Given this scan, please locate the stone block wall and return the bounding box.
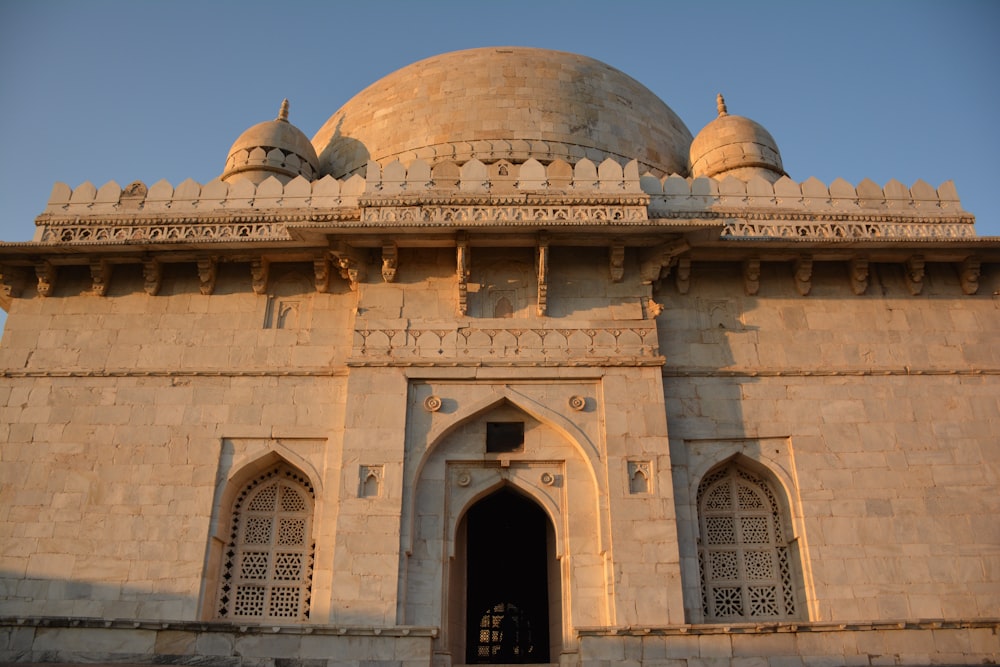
[659,259,1000,624]
[0,266,356,622]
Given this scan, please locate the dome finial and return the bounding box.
[716,93,728,118]
[277,99,289,122]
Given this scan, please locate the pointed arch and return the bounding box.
[202,454,318,622]
[402,385,605,556]
[696,457,803,621]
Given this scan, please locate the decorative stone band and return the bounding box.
[720,219,977,239]
[350,322,661,366]
[358,204,649,226]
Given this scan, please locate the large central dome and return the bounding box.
[312,47,693,179]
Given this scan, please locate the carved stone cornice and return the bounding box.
[359,204,649,227]
[359,193,650,207]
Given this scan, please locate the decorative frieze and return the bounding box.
[720,219,976,240]
[360,203,649,226]
[352,322,660,365]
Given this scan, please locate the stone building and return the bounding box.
[0,47,998,666]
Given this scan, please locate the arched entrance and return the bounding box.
[463,487,554,664]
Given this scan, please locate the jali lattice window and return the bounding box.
[217,465,315,621]
[697,463,799,621]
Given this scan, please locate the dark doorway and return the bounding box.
[465,488,551,664]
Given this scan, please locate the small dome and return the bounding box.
[221,100,320,184]
[689,94,785,182]
[312,47,694,178]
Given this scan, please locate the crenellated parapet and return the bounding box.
[28,161,977,246]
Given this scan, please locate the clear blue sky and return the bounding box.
[0,1,997,328]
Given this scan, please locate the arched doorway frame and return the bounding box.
[453,480,562,663]
[399,384,609,660]
[401,385,607,558]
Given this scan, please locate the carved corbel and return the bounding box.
[456,232,470,316]
[1,266,28,299]
[536,232,549,316]
[89,258,113,296]
[960,257,981,295]
[675,258,691,295]
[639,239,689,285]
[609,241,625,283]
[331,242,367,291]
[848,257,869,295]
[251,257,270,295]
[794,256,813,296]
[905,255,925,296]
[142,258,162,296]
[381,240,398,283]
[744,259,761,296]
[197,257,217,295]
[35,261,57,298]
[314,255,331,293]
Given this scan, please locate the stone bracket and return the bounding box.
[35,260,57,298]
[382,240,398,283]
[332,242,367,291]
[0,265,28,299]
[609,241,625,283]
[848,257,869,295]
[456,232,470,316]
[675,258,691,295]
[314,255,331,293]
[89,258,113,296]
[251,257,270,295]
[794,256,813,296]
[639,239,689,285]
[905,255,925,295]
[197,257,217,296]
[143,258,162,296]
[536,232,549,316]
[744,259,761,296]
[960,256,980,295]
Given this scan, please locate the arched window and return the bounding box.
[697,462,799,621]
[216,465,315,622]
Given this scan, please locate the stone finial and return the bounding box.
[716,93,728,117]
[277,99,289,122]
